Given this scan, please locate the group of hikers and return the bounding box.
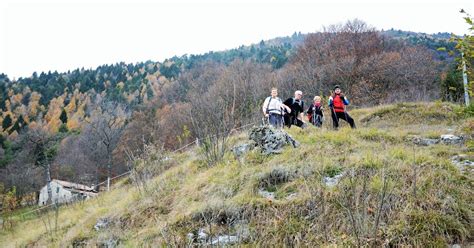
[262,85,356,129]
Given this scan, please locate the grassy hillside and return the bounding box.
[1,102,472,247]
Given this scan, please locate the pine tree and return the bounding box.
[441,64,463,102]
[59,108,68,124]
[9,115,27,134]
[17,115,26,128]
[2,114,12,130]
[10,121,20,134]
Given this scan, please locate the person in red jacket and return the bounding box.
[328,85,355,129]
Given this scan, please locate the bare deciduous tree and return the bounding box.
[80,100,128,190]
[22,128,60,205]
[283,19,439,106]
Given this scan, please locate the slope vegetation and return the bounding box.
[1,102,472,247]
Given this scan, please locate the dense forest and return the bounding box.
[0,19,469,205]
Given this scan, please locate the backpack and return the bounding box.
[289,98,304,115]
[265,96,281,114]
[291,97,303,107]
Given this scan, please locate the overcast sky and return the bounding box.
[0,0,472,79]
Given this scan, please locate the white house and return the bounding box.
[38,179,98,206]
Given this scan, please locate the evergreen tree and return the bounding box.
[59,108,68,124]
[10,115,26,134]
[0,86,5,111]
[17,115,26,127]
[10,121,20,134]
[2,114,12,130]
[442,64,463,102]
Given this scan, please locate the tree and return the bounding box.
[9,115,26,134]
[59,108,68,124]
[451,9,474,105]
[23,128,60,205]
[2,114,12,130]
[441,64,464,102]
[81,101,128,190]
[0,135,13,167]
[284,19,440,105]
[186,59,270,165]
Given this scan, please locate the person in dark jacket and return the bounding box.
[283,90,306,128]
[307,95,323,127]
[328,85,355,129]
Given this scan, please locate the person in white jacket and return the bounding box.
[262,87,291,128]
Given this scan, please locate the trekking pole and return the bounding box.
[280,107,285,129]
[343,104,349,123]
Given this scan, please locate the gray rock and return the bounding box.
[324,173,344,187]
[450,244,461,248]
[94,218,109,231]
[408,135,439,146]
[187,228,208,244]
[98,238,119,248]
[258,189,275,200]
[451,155,474,173]
[249,126,299,155]
[209,235,240,245]
[191,221,249,246]
[231,142,255,158]
[198,228,208,241]
[452,154,469,161]
[441,134,463,145]
[285,193,298,200]
[186,232,194,241]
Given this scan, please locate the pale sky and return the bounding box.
[0,0,472,79]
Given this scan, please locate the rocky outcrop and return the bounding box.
[408,134,464,146]
[408,135,440,146]
[440,135,463,145]
[451,155,474,173]
[187,221,250,246]
[94,218,110,231]
[231,126,300,157]
[249,126,299,155]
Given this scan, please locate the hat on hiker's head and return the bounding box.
[333,85,341,91]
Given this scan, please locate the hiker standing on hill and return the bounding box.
[284,90,306,128]
[328,85,356,129]
[307,96,324,127]
[262,88,291,128]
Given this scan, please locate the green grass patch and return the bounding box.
[357,128,399,143]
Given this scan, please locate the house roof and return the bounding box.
[52,179,97,193]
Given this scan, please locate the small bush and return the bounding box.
[256,167,294,190]
[323,164,343,177]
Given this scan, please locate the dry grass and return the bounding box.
[1,102,472,247]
